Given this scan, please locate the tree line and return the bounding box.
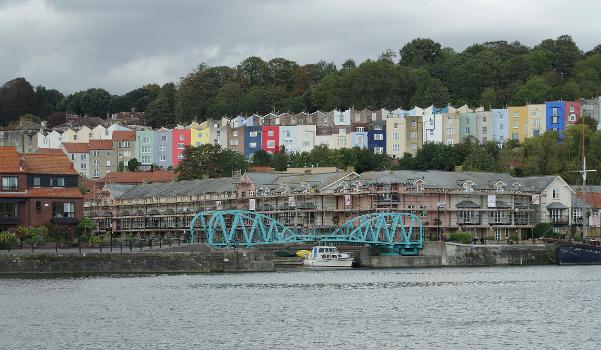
[3,35,601,128]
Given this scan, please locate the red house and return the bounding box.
[171,127,191,166]
[261,126,280,153]
[0,146,83,231]
[565,100,581,125]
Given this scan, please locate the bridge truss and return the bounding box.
[189,210,423,255]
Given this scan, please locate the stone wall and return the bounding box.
[442,243,556,266]
[0,251,274,274]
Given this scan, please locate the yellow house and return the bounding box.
[527,104,546,138]
[507,106,528,142]
[190,121,210,147]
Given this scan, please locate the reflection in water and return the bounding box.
[1,266,601,350]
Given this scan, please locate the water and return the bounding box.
[1,266,601,349]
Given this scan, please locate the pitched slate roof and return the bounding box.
[0,146,21,172]
[120,177,234,200]
[62,142,89,153]
[88,140,114,150]
[34,148,65,155]
[22,153,78,175]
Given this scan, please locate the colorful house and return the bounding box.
[491,109,508,143]
[475,111,493,144]
[136,130,155,166]
[422,112,443,144]
[527,104,546,138]
[261,125,280,153]
[244,126,262,158]
[171,126,191,166]
[546,101,566,139]
[507,106,528,142]
[154,128,172,169]
[565,100,581,125]
[459,112,477,141]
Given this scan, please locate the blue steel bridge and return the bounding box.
[189,210,423,255]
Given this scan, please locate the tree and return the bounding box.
[272,145,289,171]
[127,158,140,172]
[35,85,64,118]
[76,217,97,240]
[251,149,273,166]
[79,88,112,117]
[0,77,37,126]
[399,38,443,68]
[46,112,66,128]
[579,116,598,131]
[175,145,247,180]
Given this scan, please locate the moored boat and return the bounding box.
[303,246,355,268]
[557,240,601,265]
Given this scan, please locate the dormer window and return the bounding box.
[493,181,506,193]
[462,180,475,192]
[414,179,426,191]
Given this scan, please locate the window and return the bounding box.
[52,202,75,218]
[447,128,454,135]
[513,121,518,129]
[482,137,487,143]
[551,107,559,116]
[93,160,99,166]
[392,133,400,141]
[93,169,99,177]
[512,132,519,140]
[141,156,151,164]
[33,177,40,187]
[249,142,257,148]
[230,139,239,146]
[339,128,346,134]
[141,146,151,153]
[374,146,384,154]
[267,140,276,148]
[532,120,540,127]
[569,114,576,122]
[552,189,559,199]
[447,139,454,145]
[2,177,18,190]
[91,150,98,157]
[374,133,384,141]
[465,127,471,135]
[50,178,65,187]
[106,151,111,157]
[81,154,87,160]
[81,163,87,170]
[177,143,184,149]
[356,127,365,132]
[179,135,185,141]
[499,124,504,131]
[268,130,274,137]
[106,160,111,167]
[411,120,417,127]
[533,129,540,137]
[374,125,383,131]
[160,155,166,162]
[482,116,487,122]
[552,116,559,124]
[161,135,167,142]
[250,131,258,137]
[178,153,184,160]
[71,154,75,161]
[124,151,131,157]
[355,114,360,122]
[410,131,417,139]
[232,131,238,137]
[499,115,504,121]
[284,130,291,138]
[482,127,488,133]
[159,144,166,151]
[513,112,519,117]
[303,140,311,147]
[35,201,41,214]
[142,137,149,144]
[410,143,417,150]
[532,111,537,116]
[73,135,78,141]
[392,144,400,152]
[570,106,575,113]
[338,137,346,146]
[0,202,17,218]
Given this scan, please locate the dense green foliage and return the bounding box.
[175,144,248,180]
[446,231,473,244]
[0,231,18,249]
[2,35,601,127]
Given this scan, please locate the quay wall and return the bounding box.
[0,251,274,274]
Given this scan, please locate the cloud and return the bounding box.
[0,0,600,94]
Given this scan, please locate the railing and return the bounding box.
[457,215,480,225]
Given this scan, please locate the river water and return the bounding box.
[1,266,601,349]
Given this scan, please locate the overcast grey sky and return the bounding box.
[1,0,600,95]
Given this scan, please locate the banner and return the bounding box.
[249,198,256,211]
[344,194,352,207]
[487,194,496,208]
[216,201,223,210]
[288,196,296,207]
[531,194,540,205]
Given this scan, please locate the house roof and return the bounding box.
[0,146,21,173]
[88,140,114,150]
[34,148,65,155]
[22,153,78,175]
[547,202,568,209]
[112,130,135,141]
[577,191,601,209]
[120,177,234,200]
[101,170,175,184]
[456,200,481,208]
[62,142,89,153]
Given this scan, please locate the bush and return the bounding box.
[45,223,76,242]
[87,235,105,246]
[0,231,18,249]
[15,226,48,243]
[447,231,473,244]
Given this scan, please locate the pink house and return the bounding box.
[261,126,280,153]
[565,100,581,125]
[171,127,191,166]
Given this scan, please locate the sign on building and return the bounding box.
[288,196,296,207]
[487,194,496,208]
[249,198,256,211]
[532,194,540,205]
[216,201,223,210]
[344,194,352,207]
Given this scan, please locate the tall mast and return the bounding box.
[579,120,596,241]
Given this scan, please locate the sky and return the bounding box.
[1,0,601,95]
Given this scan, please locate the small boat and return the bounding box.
[303,246,355,268]
[557,240,601,265]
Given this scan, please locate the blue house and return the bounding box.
[546,101,566,140]
[432,106,449,114]
[368,123,386,154]
[491,109,508,143]
[154,128,172,169]
[244,126,262,158]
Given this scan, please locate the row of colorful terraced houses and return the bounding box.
[1,98,600,179]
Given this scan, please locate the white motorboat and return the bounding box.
[303,246,354,268]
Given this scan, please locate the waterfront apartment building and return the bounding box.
[89,169,577,241]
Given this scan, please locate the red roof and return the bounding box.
[88,140,114,150]
[101,170,175,184]
[0,146,21,173]
[22,153,78,175]
[577,192,601,209]
[112,130,135,141]
[34,148,65,155]
[0,187,83,199]
[62,142,89,153]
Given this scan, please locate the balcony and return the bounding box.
[457,215,480,225]
[547,215,569,226]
